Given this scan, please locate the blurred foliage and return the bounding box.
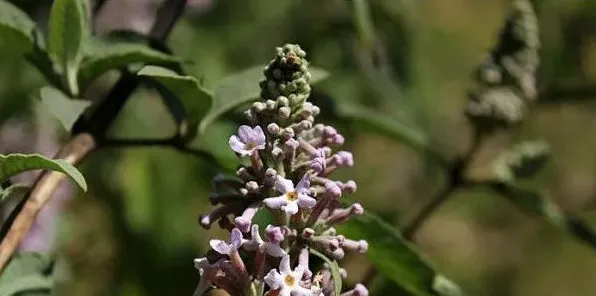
[2,0,596,296]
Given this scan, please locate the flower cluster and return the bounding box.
[193,44,368,296]
[465,0,539,132]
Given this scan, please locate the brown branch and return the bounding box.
[0,133,96,271]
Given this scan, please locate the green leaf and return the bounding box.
[78,34,179,91]
[488,182,596,252]
[198,65,329,135]
[335,102,447,167]
[0,252,53,295]
[0,1,40,54]
[48,0,89,96]
[309,249,342,294]
[1,183,30,203]
[492,141,550,183]
[137,66,212,142]
[337,211,464,296]
[38,86,92,131]
[0,154,87,191]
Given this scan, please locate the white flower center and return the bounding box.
[284,274,296,287]
[286,191,299,201]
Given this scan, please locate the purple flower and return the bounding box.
[229,125,266,157]
[336,151,354,167]
[264,254,313,296]
[263,175,317,215]
[209,228,244,255]
[243,224,286,257]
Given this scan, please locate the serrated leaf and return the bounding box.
[48,0,89,96]
[0,154,87,191]
[493,141,550,183]
[337,211,464,296]
[489,182,596,251]
[38,86,91,131]
[1,183,29,203]
[0,1,40,54]
[335,102,447,167]
[309,249,342,294]
[0,252,53,295]
[137,66,212,142]
[198,65,329,135]
[78,34,179,91]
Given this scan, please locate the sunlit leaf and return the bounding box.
[0,154,87,191]
[198,65,329,135]
[488,182,596,251]
[0,1,40,54]
[38,86,91,131]
[338,211,464,296]
[48,0,89,96]
[137,66,212,142]
[78,34,179,90]
[0,252,53,295]
[310,249,342,294]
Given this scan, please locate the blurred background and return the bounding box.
[2,0,596,295]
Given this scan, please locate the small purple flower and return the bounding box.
[263,175,317,215]
[336,151,353,167]
[243,224,286,257]
[264,255,313,296]
[229,125,266,157]
[209,228,244,255]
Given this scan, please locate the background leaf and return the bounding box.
[335,102,446,167]
[38,86,91,131]
[0,252,53,296]
[78,34,179,91]
[0,1,40,54]
[309,249,342,294]
[198,65,329,135]
[337,211,464,296]
[137,66,212,142]
[0,154,87,191]
[47,0,89,96]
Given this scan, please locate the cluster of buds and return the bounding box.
[193,44,368,296]
[465,0,539,132]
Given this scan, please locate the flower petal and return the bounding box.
[209,239,231,255]
[263,195,288,209]
[274,176,294,193]
[296,174,310,193]
[264,242,286,257]
[294,285,313,296]
[238,125,253,143]
[230,228,244,249]
[297,194,317,209]
[279,254,292,274]
[229,135,247,154]
[281,202,299,215]
[253,125,266,146]
[264,269,284,290]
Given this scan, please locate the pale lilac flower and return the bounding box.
[209,228,244,255]
[340,284,369,296]
[243,225,286,257]
[229,125,266,157]
[263,175,317,215]
[336,151,354,167]
[264,255,313,296]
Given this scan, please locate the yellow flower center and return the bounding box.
[245,141,256,150]
[284,274,296,287]
[286,191,298,201]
